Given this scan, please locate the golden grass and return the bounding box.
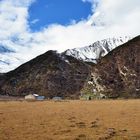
[0,100,140,140]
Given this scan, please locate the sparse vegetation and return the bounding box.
[0,100,139,140]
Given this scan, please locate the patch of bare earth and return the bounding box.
[0,100,140,140]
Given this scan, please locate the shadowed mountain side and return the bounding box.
[0,51,91,98]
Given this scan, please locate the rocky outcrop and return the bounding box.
[84,36,140,98]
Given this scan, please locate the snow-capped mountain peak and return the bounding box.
[64,36,131,63]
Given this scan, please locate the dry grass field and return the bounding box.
[0,100,140,140]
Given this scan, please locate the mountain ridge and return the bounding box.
[0,50,91,98]
[83,36,140,98]
[64,36,131,63]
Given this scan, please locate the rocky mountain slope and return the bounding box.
[83,36,140,98]
[64,36,131,63]
[0,36,139,99]
[0,51,90,98]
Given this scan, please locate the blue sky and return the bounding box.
[0,0,139,72]
[29,0,92,31]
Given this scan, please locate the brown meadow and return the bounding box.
[0,100,140,140]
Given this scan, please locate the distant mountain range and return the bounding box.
[0,36,139,99]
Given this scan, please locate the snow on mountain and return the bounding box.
[64,36,131,63]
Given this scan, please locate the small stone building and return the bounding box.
[52,97,62,101]
[36,96,45,101]
[25,94,36,101]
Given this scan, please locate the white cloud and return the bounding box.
[0,0,140,72]
[31,19,39,24]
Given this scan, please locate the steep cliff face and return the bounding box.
[0,51,91,98]
[86,36,140,98]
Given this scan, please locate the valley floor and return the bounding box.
[0,100,140,140]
